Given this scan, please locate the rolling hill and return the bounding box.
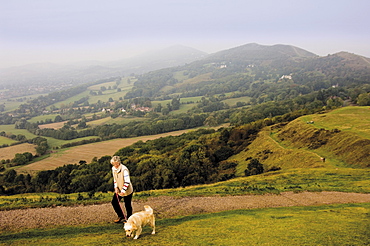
[1,42,370,195]
[232,106,370,176]
[124,43,370,100]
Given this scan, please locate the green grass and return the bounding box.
[0,125,38,139]
[172,103,196,114]
[87,81,118,91]
[153,168,370,198]
[0,125,75,151]
[86,116,149,126]
[28,114,61,123]
[0,136,16,145]
[0,192,112,210]
[44,135,101,149]
[1,203,369,245]
[0,93,47,113]
[222,96,251,107]
[301,106,370,139]
[46,78,135,109]
[2,167,368,211]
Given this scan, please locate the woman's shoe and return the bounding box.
[114,217,124,223]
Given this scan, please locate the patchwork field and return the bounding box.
[16,129,195,173]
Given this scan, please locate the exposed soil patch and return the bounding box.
[1,191,370,232]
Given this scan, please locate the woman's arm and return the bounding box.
[120,169,130,193]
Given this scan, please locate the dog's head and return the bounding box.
[124,221,137,238]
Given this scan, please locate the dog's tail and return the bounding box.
[144,205,153,214]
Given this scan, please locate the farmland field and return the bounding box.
[0,125,38,140]
[86,116,149,126]
[222,95,251,107]
[0,93,47,113]
[16,128,197,173]
[0,136,16,145]
[28,114,60,123]
[38,121,67,129]
[0,143,37,160]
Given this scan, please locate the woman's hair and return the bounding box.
[110,155,121,165]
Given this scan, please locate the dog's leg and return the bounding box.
[151,216,156,235]
[134,226,142,239]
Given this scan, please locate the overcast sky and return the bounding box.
[1,0,369,68]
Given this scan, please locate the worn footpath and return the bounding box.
[1,191,370,232]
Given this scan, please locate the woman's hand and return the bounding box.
[115,187,120,194]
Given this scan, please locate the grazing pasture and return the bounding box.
[0,125,38,140]
[28,114,60,124]
[0,136,16,145]
[222,95,251,107]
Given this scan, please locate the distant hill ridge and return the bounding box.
[208,43,317,62]
[2,43,370,88]
[0,45,207,87]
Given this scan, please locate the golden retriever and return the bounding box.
[124,205,155,239]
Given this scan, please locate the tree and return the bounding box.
[3,169,17,183]
[171,98,180,110]
[14,119,28,129]
[161,107,170,115]
[54,115,63,122]
[77,120,87,129]
[12,153,28,166]
[244,158,264,176]
[357,93,370,106]
[204,115,218,127]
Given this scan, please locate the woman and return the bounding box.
[110,155,133,223]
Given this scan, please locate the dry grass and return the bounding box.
[233,128,325,176]
[16,129,195,173]
[0,143,37,160]
[38,121,67,130]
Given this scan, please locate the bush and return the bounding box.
[245,159,264,176]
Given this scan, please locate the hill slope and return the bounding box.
[124,43,370,100]
[233,106,370,174]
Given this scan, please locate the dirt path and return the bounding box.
[1,192,370,232]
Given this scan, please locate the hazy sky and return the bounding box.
[1,0,369,68]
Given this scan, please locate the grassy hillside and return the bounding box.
[277,106,370,168]
[301,106,370,138]
[231,106,370,176]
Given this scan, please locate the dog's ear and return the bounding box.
[132,224,137,230]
